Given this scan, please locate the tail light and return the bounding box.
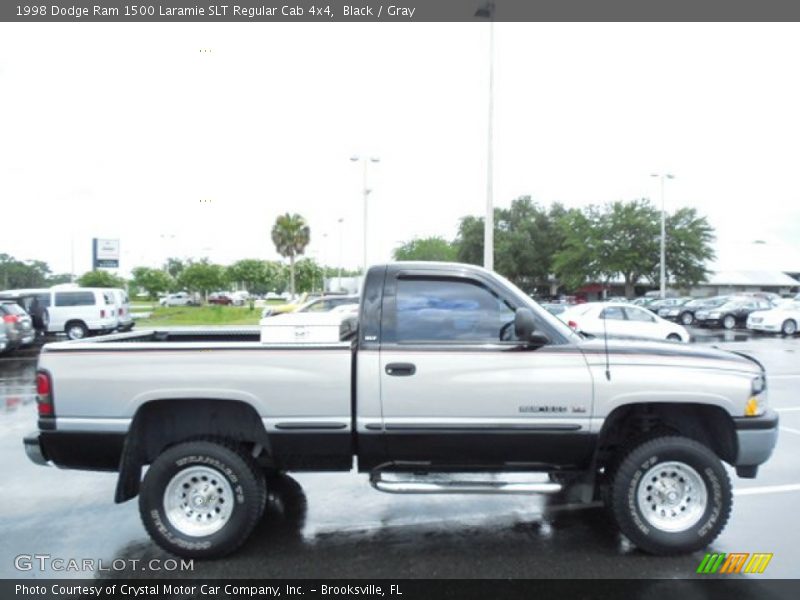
[568,320,578,330]
[3,314,18,324]
[100,309,106,318]
[119,308,124,316]
[36,371,53,417]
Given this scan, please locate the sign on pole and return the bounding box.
[93,238,120,269]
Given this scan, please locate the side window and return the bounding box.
[55,291,95,307]
[307,300,329,312]
[600,306,626,320]
[395,278,515,343]
[624,307,656,322]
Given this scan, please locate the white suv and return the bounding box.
[0,287,118,340]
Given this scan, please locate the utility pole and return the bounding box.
[476,0,496,271]
[651,173,675,299]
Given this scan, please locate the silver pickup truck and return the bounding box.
[24,262,778,558]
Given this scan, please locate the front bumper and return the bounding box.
[733,409,779,474]
[748,322,780,332]
[24,432,50,466]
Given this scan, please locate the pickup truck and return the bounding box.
[24,262,779,558]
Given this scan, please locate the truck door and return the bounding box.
[377,269,595,469]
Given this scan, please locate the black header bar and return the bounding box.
[4,1,800,23]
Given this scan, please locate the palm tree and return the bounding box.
[271,213,311,296]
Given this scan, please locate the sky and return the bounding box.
[1,22,800,277]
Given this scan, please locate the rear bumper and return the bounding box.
[734,409,779,470]
[24,433,50,466]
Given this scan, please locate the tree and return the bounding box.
[77,270,126,288]
[393,237,458,262]
[662,207,716,287]
[0,254,52,289]
[271,213,310,296]
[164,257,185,279]
[552,206,614,291]
[455,197,567,293]
[293,257,324,293]
[178,261,226,300]
[131,267,173,300]
[553,199,715,297]
[226,259,268,293]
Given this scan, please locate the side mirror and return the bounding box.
[514,307,550,348]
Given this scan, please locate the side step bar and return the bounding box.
[370,471,563,495]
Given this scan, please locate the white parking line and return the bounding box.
[775,407,800,413]
[734,484,800,496]
[779,426,800,436]
[769,375,800,380]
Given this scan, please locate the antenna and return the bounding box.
[603,305,611,381]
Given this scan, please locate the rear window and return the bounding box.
[55,291,96,307]
[103,292,114,305]
[1,303,27,315]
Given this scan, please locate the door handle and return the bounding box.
[385,362,416,376]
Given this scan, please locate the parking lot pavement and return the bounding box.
[1,334,798,579]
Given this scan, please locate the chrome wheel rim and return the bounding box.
[681,313,692,326]
[67,326,85,339]
[163,466,234,537]
[785,321,797,335]
[636,461,707,533]
[723,316,735,329]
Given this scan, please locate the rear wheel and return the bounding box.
[782,319,797,336]
[666,333,682,342]
[722,315,736,330]
[65,321,88,340]
[139,440,266,558]
[679,312,693,326]
[608,436,731,555]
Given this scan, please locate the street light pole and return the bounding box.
[651,173,675,300]
[476,0,496,271]
[337,217,344,289]
[350,156,380,274]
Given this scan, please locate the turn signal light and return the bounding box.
[568,320,578,330]
[744,397,760,417]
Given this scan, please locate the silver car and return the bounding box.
[0,301,35,349]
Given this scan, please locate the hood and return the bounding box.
[574,337,762,373]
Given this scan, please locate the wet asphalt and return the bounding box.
[1,330,798,580]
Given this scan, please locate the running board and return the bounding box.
[370,471,563,495]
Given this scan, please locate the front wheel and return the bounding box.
[722,315,736,330]
[139,440,266,558]
[782,319,797,336]
[608,436,731,555]
[679,312,693,326]
[666,333,682,342]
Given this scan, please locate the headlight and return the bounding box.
[752,373,766,395]
[709,312,721,318]
[667,309,679,316]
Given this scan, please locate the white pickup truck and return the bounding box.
[24,262,778,558]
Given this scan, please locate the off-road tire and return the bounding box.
[609,436,731,555]
[139,440,266,558]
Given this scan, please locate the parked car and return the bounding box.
[561,302,690,342]
[231,291,249,306]
[108,288,134,332]
[650,297,692,315]
[0,287,117,340]
[0,324,7,354]
[663,295,730,326]
[747,301,800,336]
[24,261,777,559]
[694,298,773,330]
[0,301,35,349]
[159,292,199,307]
[261,293,314,318]
[208,292,233,305]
